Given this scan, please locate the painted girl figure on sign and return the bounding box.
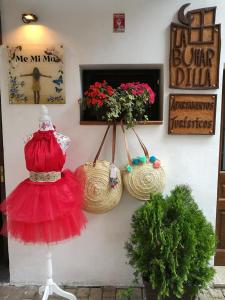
[21,67,52,104]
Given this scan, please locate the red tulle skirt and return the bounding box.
[0,170,87,244]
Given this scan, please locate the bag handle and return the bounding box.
[93,123,117,166]
[132,128,149,159]
[112,123,116,164]
[120,122,132,165]
[93,124,111,166]
[121,121,149,164]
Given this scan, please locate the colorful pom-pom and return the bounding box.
[150,156,157,163]
[126,165,132,172]
[132,158,140,165]
[138,156,147,164]
[153,160,161,168]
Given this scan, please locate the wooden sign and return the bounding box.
[168,94,216,135]
[170,4,221,89]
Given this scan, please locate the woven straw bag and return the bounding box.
[121,123,166,201]
[75,124,123,213]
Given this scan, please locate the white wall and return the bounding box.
[0,0,224,286]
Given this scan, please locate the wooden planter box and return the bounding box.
[80,120,163,125]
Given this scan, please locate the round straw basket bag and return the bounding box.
[75,125,123,213]
[121,123,166,201]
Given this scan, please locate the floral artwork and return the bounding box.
[82,81,156,128]
[7,45,65,104]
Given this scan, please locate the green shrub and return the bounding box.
[125,185,216,299]
[117,288,133,299]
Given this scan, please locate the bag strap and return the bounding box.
[121,121,149,163]
[132,128,149,159]
[120,122,133,165]
[93,124,111,166]
[93,123,117,166]
[112,123,116,164]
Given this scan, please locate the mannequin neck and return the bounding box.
[39,120,54,131]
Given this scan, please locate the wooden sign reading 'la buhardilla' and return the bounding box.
[170,4,221,89]
[168,94,216,135]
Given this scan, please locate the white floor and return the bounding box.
[214,267,225,287]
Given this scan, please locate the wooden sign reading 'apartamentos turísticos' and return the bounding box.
[170,4,221,89]
[168,94,216,135]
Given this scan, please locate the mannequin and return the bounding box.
[25,105,71,154]
[37,106,76,300]
[39,248,77,300]
[0,105,86,300]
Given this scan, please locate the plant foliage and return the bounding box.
[125,185,216,299]
[106,82,155,128]
[117,288,133,299]
[82,81,155,128]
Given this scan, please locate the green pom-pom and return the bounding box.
[126,164,132,172]
[138,156,147,163]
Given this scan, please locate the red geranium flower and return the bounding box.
[84,81,115,109]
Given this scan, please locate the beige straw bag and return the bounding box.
[121,123,166,201]
[75,124,123,213]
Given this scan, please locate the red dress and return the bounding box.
[0,130,87,244]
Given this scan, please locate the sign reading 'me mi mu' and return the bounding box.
[168,94,216,135]
[7,44,65,104]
